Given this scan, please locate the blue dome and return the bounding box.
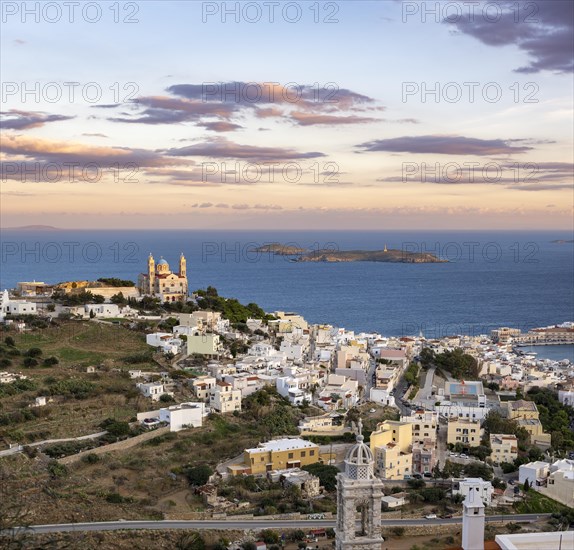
[157,259,169,265]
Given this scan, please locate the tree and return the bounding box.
[100,419,130,437]
[185,464,213,486]
[492,477,507,490]
[175,532,206,550]
[302,463,339,491]
[159,393,175,403]
[4,336,15,347]
[523,479,530,492]
[419,347,435,367]
[23,357,39,368]
[463,462,493,481]
[432,463,442,479]
[260,530,280,544]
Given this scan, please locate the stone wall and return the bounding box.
[58,427,170,464]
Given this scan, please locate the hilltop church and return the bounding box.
[138,253,188,302]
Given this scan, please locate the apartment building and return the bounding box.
[190,375,217,401]
[400,409,438,445]
[447,417,482,447]
[370,420,413,480]
[209,381,242,413]
[490,434,518,464]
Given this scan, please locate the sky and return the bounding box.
[0,0,573,230]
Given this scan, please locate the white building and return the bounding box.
[453,478,494,506]
[159,402,205,431]
[276,376,312,406]
[137,381,167,401]
[84,303,121,318]
[519,461,550,486]
[1,291,38,320]
[146,332,183,355]
[496,531,574,550]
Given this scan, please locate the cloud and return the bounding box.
[289,111,379,126]
[108,95,238,125]
[168,82,375,110]
[197,121,244,132]
[106,82,384,129]
[0,110,74,130]
[357,135,533,155]
[82,133,108,138]
[444,0,574,73]
[188,202,282,210]
[166,137,325,161]
[0,134,183,182]
[377,160,573,190]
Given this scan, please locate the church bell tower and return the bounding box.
[147,253,155,294]
[336,420,384,550]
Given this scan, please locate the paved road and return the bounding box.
[10,514,551,534]
[0,431,107,458]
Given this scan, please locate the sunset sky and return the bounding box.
[1,0,573,230]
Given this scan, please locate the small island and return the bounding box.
[251,243,445,262]
[250,243,308,255]
[551,239,574,244]
[296,248,447,263]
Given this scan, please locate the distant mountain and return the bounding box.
[2,225,61,231]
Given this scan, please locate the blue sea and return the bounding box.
[517,345,574,363]
[1,230,572,339]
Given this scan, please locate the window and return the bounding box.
[288,453,294,459]
[301,451,306,458]
[310,450,315,456]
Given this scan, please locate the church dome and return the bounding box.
[157,258,169,266]
[345,435,374,466]
[344,420,374,480]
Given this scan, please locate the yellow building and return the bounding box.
[507,399,539,420]
[238,438,320,475]
[138,253,188,302]
[370,421,413,480]
[490,433,518,464]
[447,417,482,447]
[517,417,550,444]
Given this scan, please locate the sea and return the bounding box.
[1,229,573,347]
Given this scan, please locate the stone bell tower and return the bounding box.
[336,419,384,550]
[179,252,186,278]
[147,253,155,294]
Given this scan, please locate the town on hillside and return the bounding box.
[1,254,573,549]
